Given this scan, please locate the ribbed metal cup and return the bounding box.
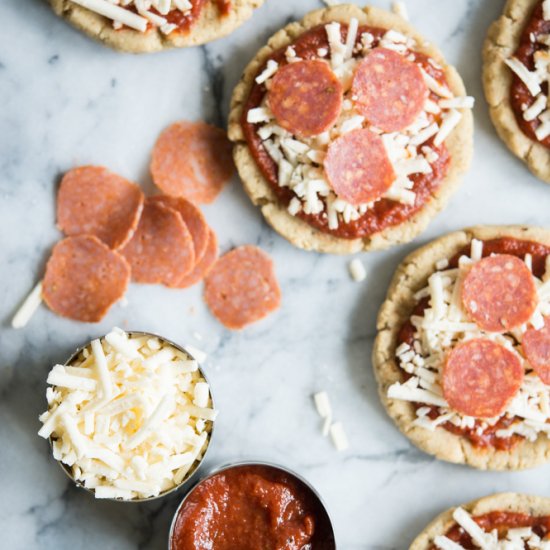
[168,460,336,549]
[48,330,215,503]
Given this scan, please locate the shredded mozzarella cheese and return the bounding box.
[38,329,217,500]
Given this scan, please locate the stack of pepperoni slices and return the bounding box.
[42,122,229,324]
[37,120,281,330]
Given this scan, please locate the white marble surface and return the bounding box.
[2,0,550,548]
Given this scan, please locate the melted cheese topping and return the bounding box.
[387,240,550,443]
[505,7,550,142]
[247,18,473,230]
[69,0,194,34]
[434,507,550,549]
[38,328,217,500]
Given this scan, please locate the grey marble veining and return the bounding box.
[2,0,550,548]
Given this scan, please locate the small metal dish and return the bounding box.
[168,460,336,549]
[47,330,216,503]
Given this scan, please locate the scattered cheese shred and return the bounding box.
[433,536,465,550]
[434,109,462,146]
[11,280,43,329]
[391,1,409,21]
[348,258,367,282]
[523,94,547,121]
[329,422,349,451]
[185,344,207,364]
[313,392,349,449]
[256,60,279,85]
[313,391,332,419]
[504,58,542,97]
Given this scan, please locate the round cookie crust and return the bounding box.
[228,4,473,254]
[483,0,550,184]
[373,225,550,470]
[410,493,550,549]
[49,0,264,53]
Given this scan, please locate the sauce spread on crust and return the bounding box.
[125,0,231,34]
[432,511,550,549]
[510,1,550,148]
[397,237,550,450]
[241,24,454,240]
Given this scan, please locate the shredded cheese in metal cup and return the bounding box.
[38,328,217,500]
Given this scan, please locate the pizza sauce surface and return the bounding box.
[170,465,334,550]
[126,0,231,34]
[397,237,550,450]
[432,511,550,549]
[510,1,550,148]
[241,24,453,240]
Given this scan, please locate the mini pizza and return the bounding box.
[410,493,550,549]
[483,0,550,183]
[49,0,264,53]
[373,225,550,470]
[229,4,473,254]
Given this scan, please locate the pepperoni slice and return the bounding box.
[204,245,281,330]
[174,228,219,289]
[461,254,537,332]
[267,59,343,137]
[523,317,550,384]
[149,195,209,263]
[120,199,195,286]
[351,48,428,132]
[57,166,144,250]
[324,128,395,205]
[150,121,234,204]
[442,339,524,418]
[42,235,130,322]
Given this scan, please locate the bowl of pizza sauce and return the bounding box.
[169,460,336,549]
[38,329,217,502]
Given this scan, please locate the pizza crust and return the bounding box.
[228,4,473,254]
[48,0,264,53]
[373,225,550,471]
[483,0,550,184]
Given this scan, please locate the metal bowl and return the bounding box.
[168,460,336,549]
[48,330,216,503]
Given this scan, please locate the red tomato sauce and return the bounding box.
[241,24,451,240]
[126,0,231,34]
[431,511,550,548]
[510,1,550,148]
[170,465,335,550]
[397,237,550,450]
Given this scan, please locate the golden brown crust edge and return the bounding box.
[373,225,550,471]
[482,0,550,184]
[49,0,264,53]
[228,4,473,254]
[410,493,550,550]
